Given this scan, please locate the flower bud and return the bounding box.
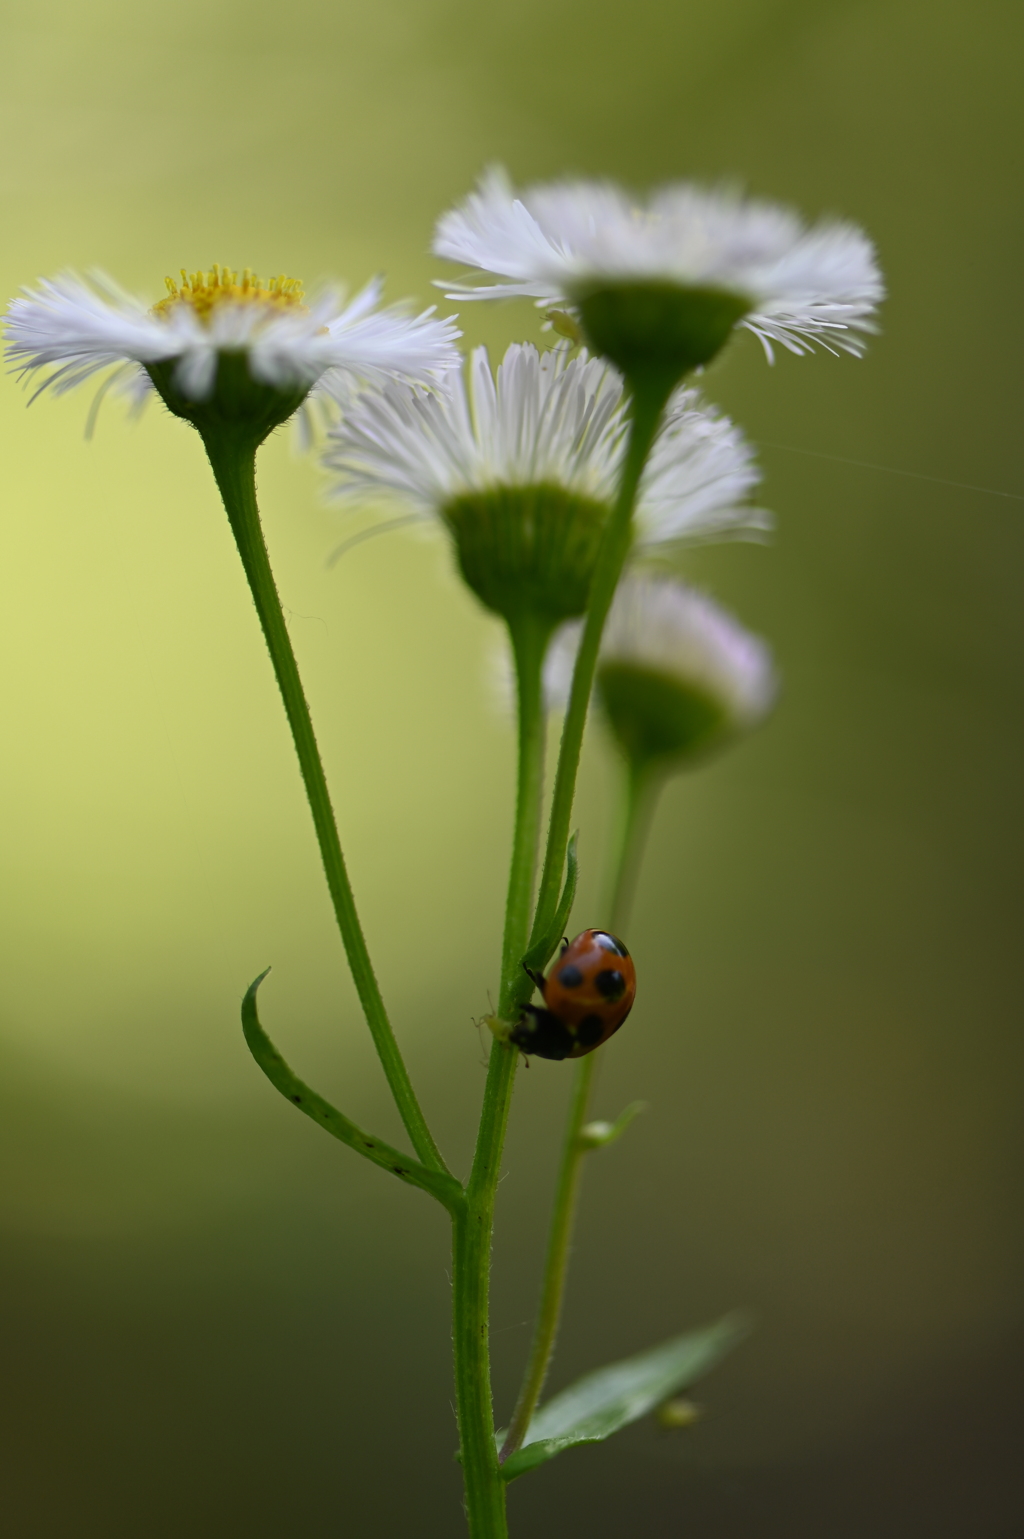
[656,1397,703,1429]
[548,573,777,776]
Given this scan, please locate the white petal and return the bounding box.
[5,270,462,410]
[324,342,763,554]
[433,171,883,357]
[5,273,178,397]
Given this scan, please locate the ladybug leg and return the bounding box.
[560,937,569,953]
[522,962,546,993]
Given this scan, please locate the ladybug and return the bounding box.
[510,930,636,1061]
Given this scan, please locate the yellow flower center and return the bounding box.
[154,264,306,323]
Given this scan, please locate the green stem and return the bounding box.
[451,613,550,1537]
[500,613,554,1016]
[604,761,659,935]
[526,380,669,968]
[201,429,447,1176]
[452,1046,515,1539]
[497,377,675,1462]
[499,760,656,1461]
[498,1046,595,1462]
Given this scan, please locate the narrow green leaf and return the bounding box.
[523,830,579,973]
[497,1313,749,1481]
[242,971,464,1213]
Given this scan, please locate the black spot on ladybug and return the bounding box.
[595,968,625,1001]
[557,964,584,989]
[595,932,629,957]
[576,1015,605,1046]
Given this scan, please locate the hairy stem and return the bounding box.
[498,1046,596,1462]
[500,377,674,1458]
[452,1045,515,1538]
[452,614,550,1536]
[604,761,658,935]
[499,762,654,1460]
[202,429,447,1175]
[500,613,554,1015]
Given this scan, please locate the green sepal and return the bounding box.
[576,281,751,398]
[496,1313,749,1481]
[523,830,579,974]
[597,660,731,776]
[241,971,464,1213]
[443,484,610,627]
[146,351,311,448]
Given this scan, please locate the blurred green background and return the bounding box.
[0,0,1021,1533]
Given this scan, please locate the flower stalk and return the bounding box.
[528,377,668,958]
[200,424,448,1175]
[499,613,555,1011]
[471,377,677,1484]
[499,757,648,1463]
[451,610,551,1536]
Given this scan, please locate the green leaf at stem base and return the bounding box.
[242,971,464,1213]
[495,1313,749,1481]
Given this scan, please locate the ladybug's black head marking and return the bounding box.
[594,931,629,957]
[509,1006,576,1061]
[595,968,626,1001]
[557,963,584,989]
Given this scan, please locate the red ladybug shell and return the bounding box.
[540,929,636,1057]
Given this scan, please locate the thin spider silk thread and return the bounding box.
[756,439,1024,503]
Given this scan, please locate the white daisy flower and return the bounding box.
[4,265,461,429]
[547,572,777,765]
[324,342,767,626]
[434,168,882,366]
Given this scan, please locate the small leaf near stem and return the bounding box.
[242,972,464,1212]
[579,1099,646,1149]
[497,1314,750,1482]
[198,425,448,1178]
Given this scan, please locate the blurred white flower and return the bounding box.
[547,573,777,762]
[434,169,882,360]
[324,341,767,556]
[4,265,461,411]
